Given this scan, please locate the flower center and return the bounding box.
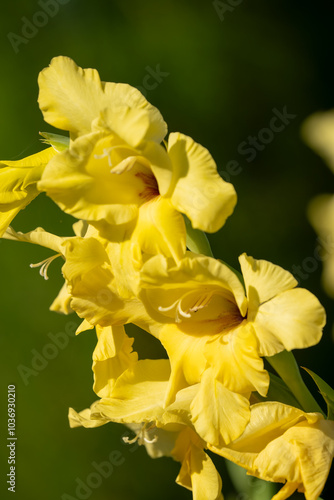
[90,136,159,205]
[157,288,244,332]
[158,290,215,322]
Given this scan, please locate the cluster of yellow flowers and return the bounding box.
[1,56,334,500]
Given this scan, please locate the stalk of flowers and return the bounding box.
[1,56,334,500]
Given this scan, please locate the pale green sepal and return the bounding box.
[39,131,70,152]
[225,459,277,500]
[183,215,213,257]
[303,367,334,420]
[253,371,302,410]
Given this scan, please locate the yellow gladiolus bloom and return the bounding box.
[3,221,155,333]
[0,147,56,236]
[61,232,162,334]
[36,56,236,262]
[69,358,223,500]
[210,401,334,500]
[138,252,325,444]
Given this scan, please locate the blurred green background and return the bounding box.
[0,0,333,499]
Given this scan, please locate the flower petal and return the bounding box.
[38,56,105,135]
[204,322,269,396]
[173,428,223,500]
[38,56,167,143]
[93,325,138,398]
[167,132,237,232]
[254,288,325,356]
[0,147,56,236]
[50,282,73,314]
[62,236,152,328]
[210,402,319,468]
[95,359,170,424]
[239,253,297,311]
[93,326,138,398]
[190,368,250,446]
[132,197,186,262]
[68,405,109,428]
[38,132,143,225]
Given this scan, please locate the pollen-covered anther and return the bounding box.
[189,292,214,312]
[30,253,62,280]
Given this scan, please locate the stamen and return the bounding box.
[158,289,214,323]
[143,435,158,444]
[158,299,180,312]
[122,423,158,446]
[30,253,61,280]
[94,147,114,167]
[177,301,192,319]
[189,292,214,312]
[122,434,139,445]
[94,145,135,170]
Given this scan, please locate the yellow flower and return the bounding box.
[308,194,334,299]
[210,402,334,500]
[0,147,56,236]
[3,220,159,334]
[302,110,334,299]
[3,221,84,314]
[92,325,138,398]
[36,57,236,262]
[302,109,334,174]
[137,252,325,444]
[69,358,223,500]
[61,231,161,334]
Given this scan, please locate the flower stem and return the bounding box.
[266,350,325,415]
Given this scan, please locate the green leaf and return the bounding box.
[225,459,277,500]
[266,351,325,415]
[303,367,334,420]
[253,371,302,410]
[39,132,70,152]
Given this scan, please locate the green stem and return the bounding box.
[266,351,324,415]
